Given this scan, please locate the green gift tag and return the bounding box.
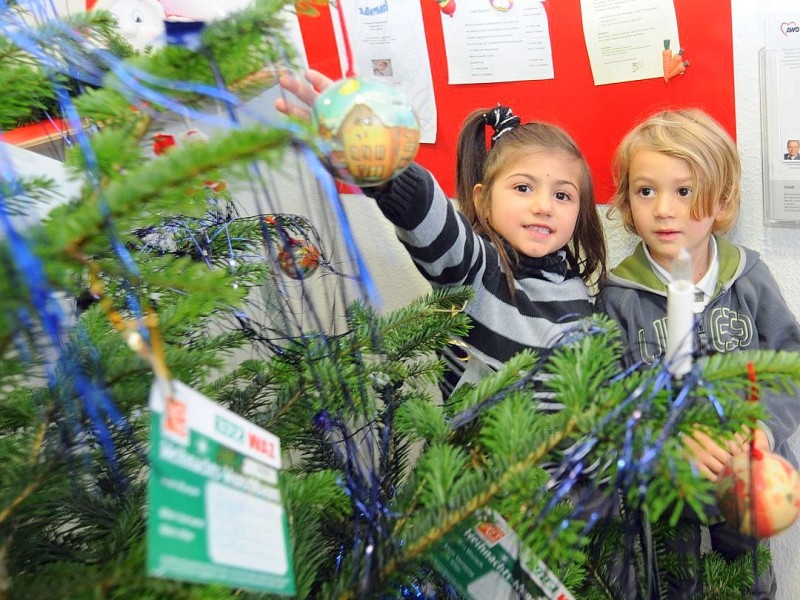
[430,509,573,600]
[147,379,296,595]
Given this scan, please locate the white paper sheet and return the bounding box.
[331,0,437,143]
[440,0,553,85]
[580,0,680,86]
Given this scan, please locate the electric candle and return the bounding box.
[665,249,694,378]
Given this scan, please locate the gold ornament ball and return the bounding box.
[312,77,420,187]
[278,239,321,279]
[715,449,800,538]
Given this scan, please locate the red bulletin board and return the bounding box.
[296,1,735,203]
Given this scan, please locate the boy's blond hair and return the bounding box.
[610,108,741,234]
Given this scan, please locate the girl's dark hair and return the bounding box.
[455,108,607,293]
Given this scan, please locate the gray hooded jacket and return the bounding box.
[599,236,800,465]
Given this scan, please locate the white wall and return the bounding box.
[52,0,85,16]
[729,2,800,597]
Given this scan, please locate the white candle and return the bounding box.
[665,249,694,378]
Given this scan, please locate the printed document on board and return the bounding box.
[580,0,680,85]
[440,0,554,84]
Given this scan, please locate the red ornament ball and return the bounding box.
[715,449,800,538]
[278,238,321,279]
[437,0,456,16]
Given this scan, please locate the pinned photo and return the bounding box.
[372,58,393,77]
[784,139,800,161]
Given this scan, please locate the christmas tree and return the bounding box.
[1,2,799,599]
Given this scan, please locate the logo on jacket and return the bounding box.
[709,307,753,352]
[637,309,754,363]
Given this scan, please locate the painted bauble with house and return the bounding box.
[312,77,420,187]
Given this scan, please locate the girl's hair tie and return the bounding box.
[483,105,520,147]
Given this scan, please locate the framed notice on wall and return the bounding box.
[761,11,800,226]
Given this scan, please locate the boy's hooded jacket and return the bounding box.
[600,236,800,465]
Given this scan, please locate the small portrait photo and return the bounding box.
[371,58,393,77]
[784,138,800,161]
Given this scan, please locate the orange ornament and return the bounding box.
[278,238,321,279]
[715,449,800,538]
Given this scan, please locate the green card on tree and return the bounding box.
[147,379,296,595]
[430,508,573,600]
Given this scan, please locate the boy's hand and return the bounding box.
[683,428,730,482]
[274,69,335,120]
[682,426,770,482]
